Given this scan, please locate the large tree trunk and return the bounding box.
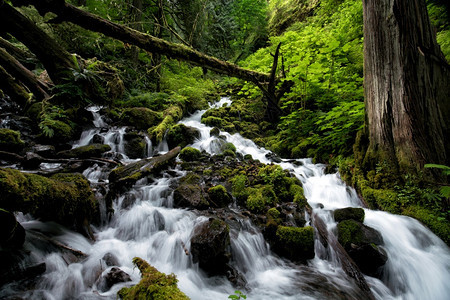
[0,1,78,84]
[11,0,270,86]
[363,0,450,174]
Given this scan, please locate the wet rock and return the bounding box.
[97,267,131,292]
[334,207,365,223]
[102,253,120,267]
[22,152,44,169]
[210,127,220,137]
[120,107,162,130]
[92,134,104,144]
[32,144,55,158]
[124,134,146,159]
[178,147,201,162]
[337,219,387,277]
[57,143,111,159]
[265,152,282,163]
[271,225,315,262]
[207,185,232,207]
[190,218,231,275]
[0,208,25,248]
[167,124,200,149]
[173,173,209,209]
[225,264,247,289]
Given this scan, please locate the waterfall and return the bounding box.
[2,97,449,300]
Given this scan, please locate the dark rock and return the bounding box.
[334,207,365,223]
[92,134,104,144]
[207,185,232,207]
[167,124,200,149]
[124,136,146,159]
[32,144,55,158]
[337,219,387,277]
[210,127,220,137]
[173,173,209,209]
[102,253,120,267]
[97,267,131,292]
[190,218,230,275]
[22,152,44,169]
[0,128,25,153]
[0,208,25,248]
[225,264,247,289]
[265,152,282,163]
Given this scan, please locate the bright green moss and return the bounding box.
[336,219,364,248]
[231,174,249,203]
[0,129,25,153]
[179,147,201,162]
[246,185,277,213]
[403,206,450,245]
[275,226,315,260]
[208,185,231,207]
[58,144,111,158]
[118,257,189,300]
[121,107,163,130]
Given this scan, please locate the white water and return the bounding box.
[2,97,449,300]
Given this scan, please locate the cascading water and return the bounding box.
[1,97,449,300]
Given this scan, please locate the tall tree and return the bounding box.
[363,0,449,175]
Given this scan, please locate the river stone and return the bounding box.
[190,218,230,275]
[337,219,387,277]
[124,134,146,159]
[97,267,131,292]
[57,143,111,158]
[0,208,25,248]
[210,127,220,137]
[167,124,200,149]
[207,185,232,207]
[173,173,209,209]
[334,207,365,223]
[102,253,120,267]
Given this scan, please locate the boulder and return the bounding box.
[167,124,200,149]
[178,147,201,162]
[190,218,231,275]
[272,225,315,262]
[120,107,162,130]
[123,132,146,159]
[337,219,387,276]
[207,185,232,207]
[0,208,25,248]
[97,267,131,292]
[0,128,25,153]
[209,127,220,137]
[173,173,209,209]
[334,207,365,223]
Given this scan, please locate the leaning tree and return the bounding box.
[363,0,449,176]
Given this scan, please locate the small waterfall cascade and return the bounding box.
[1,97,449,300]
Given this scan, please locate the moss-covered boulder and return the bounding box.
[207,185,232,207]
[0,208,25,249]
[148,106,183,143]
[178,147,201,162]
[0,128,25,153]
[167,124,200,149]
[209,127,220,137]
[274,226,315,261]
[118,257,188,300]
[334,207,365,223]
[120,107,163,130]
[57,144,111,158]
[337,219,387,276]
[173,173,209,209]
[123,132,146,159]
[0,168,96,231]
[190,218,230,275]
[41,120,75,143]
[246,185,277,213]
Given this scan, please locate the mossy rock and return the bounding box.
[210,127,220,137]
[167,124,200,149]
[0,168,96,230]
[223,142,236,153]
[120,107,163,130]
[179,147,201,162]
[0,208,25,249]
[57,143,111,158]
[118,257,188,300]
[231,174,249,205]
[0,129,25,153]
[290,184,307,208]
[124,137,146,159]
[334,207,365,223]
[190,218,230,275]
[25,102,43,121]
[246,185,277,213]
[208,185,232,207]
[41,120,75,143]
[173,173,209,209]
[275,226,315,261]
[201,116,226,128]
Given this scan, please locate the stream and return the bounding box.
[1,97,449,299]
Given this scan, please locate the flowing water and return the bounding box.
[1,97,449,300]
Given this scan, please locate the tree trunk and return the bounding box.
[0,47,50,100]
[0,1,78,84]
[11,0,270,86]
[0,65,31,106]
[0,37,36,65]
[129,0,143,66]
[363,0,450,174]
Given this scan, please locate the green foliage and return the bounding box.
[231,174,249,202]
[246,185,277,212]
[228,290,247,300]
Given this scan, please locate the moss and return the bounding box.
[167,124,199,149]
[334,207,365,223]
[243,154,253,160]
[223,142,236,153]
[208,185,231,207]
[0,168,95,229]
[201,116,226,128]
[43,120,75,143]
[0,129,25,153]
[275,226,315,260]
[118,257,189,300]
[267,207,281,221]
[125,138,146,159]
[179,147,201,162]
[336,219,364,248]
[25,102,43,121]
[57,143,111,158]
[246,185,277,213]
[222,149,236,158]
[149,106,184,143]
[231,174,249,203]
[403,206,450,245]
[210,127,220,137]
[290,184,307,207]
[121,107,163,130]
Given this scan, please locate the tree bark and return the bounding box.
[0,37,36,64]
[363,0,449,173]
[0,65,31,106]
[11,0,271,86]
[0,1,78,84]
[0,47,50,100]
